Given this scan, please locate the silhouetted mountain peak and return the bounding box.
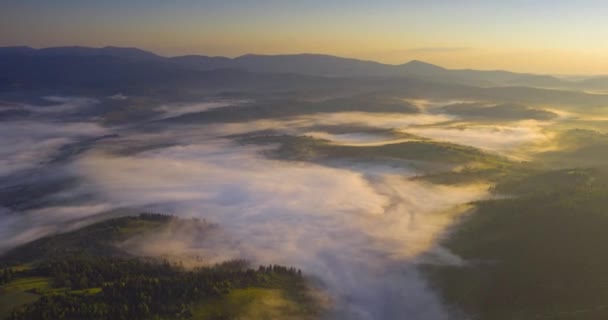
[401,60,446,72]
[234,53,370,63]
[98,46,162,59]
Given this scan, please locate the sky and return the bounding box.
[2,0,608,74]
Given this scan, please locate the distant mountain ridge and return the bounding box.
[0,45,580,88]
[0,46,162,60]
[170,53,568,87]
[2,45,608,93]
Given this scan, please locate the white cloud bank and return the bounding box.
[0,121,106,178]
[66,137,488,319]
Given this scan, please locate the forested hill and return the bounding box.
[0,214,320,320]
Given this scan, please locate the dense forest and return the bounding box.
[425,168,608,319]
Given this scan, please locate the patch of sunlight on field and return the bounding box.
[1,277,50,292]
[191,288,315,320]
[6,265,32,273]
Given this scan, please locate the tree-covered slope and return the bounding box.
[426,168,608,319]
[0,214,319,320]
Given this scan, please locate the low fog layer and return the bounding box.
[73,138,489,319]
[406,121,553,154]
[155,100,250,119]
[0,121,106,177]
[0,97,565,319]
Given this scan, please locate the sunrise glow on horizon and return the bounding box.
[3,0,608,75]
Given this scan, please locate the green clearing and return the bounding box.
[191,288,316,320]
[1,277,50,292]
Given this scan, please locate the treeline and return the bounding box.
[7,256,304,320]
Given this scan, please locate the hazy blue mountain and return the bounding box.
[173,53,396,78]
[3,46,608,108]
[399,60,447,74]
[0,53,199,92]
[172,52,569,87]
[577,76,608,91]
[0,46,594,89]
[505,74,567,87]
[170,54,233,69]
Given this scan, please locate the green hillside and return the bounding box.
[0,214,319,320]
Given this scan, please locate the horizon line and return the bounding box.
[0,44,601,78]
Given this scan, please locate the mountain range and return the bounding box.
[3,45,608,110]
[2,45,608,90]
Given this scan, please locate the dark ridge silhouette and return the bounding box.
[1,45,579,88]
[3,46,608,105]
